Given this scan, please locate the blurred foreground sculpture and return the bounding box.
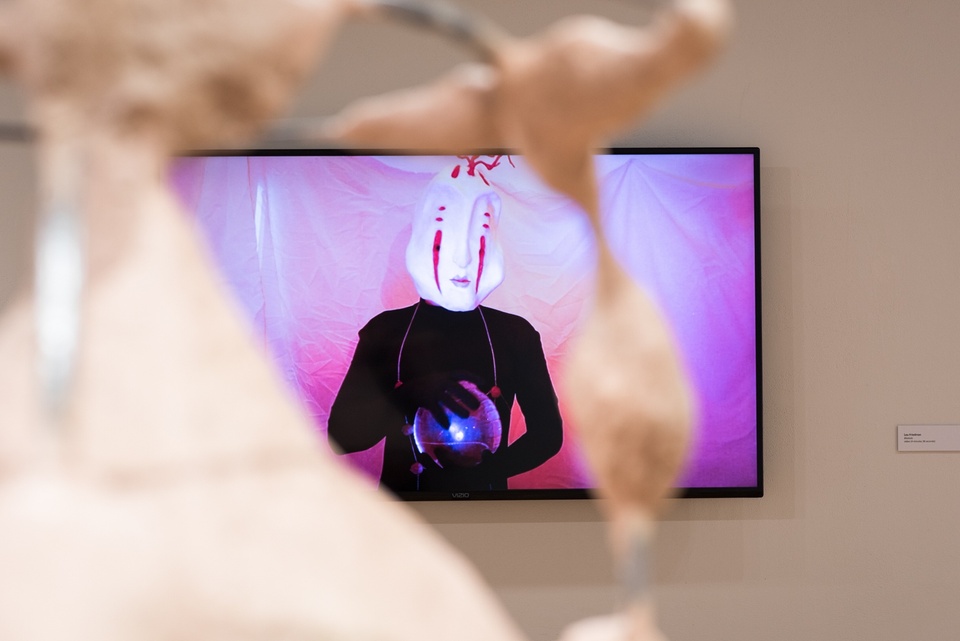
[326,2,729,637]
[0,0,730,640]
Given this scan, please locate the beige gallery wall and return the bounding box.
[1,1,958,640]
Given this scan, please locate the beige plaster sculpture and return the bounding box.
[326,2,730,638]
[0,2,526,640]
[0,0,730,640]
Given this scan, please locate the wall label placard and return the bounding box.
[897,425,960,452]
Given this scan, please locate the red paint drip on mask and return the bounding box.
[433,230,442,291]
[451,165,460,178]
[476,235,485,294]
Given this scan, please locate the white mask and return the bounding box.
[406,163,504,311]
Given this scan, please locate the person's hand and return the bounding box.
[395,372,482,428]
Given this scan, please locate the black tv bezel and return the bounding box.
[177,146,763,502]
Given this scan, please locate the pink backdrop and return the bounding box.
[171,152,757,490]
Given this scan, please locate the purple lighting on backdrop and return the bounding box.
[171,152,757,491]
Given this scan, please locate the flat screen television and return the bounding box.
[170,148,762,500]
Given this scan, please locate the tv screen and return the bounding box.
[171,148,762,500]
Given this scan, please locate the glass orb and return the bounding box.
[413,380,502,468]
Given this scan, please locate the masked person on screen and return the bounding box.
[328,156,563,494]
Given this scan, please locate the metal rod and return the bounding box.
[0,121,35,143]
[359,0,506,62]
[34,144,86,423]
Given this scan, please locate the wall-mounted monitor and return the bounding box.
[171,148,762,500]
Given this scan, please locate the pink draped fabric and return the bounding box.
[171,152,757,490]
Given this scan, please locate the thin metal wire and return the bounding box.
[35,171,85,422]
[261,0,511,147]
[620,531,650,602]
[395,300,421,385]
[476,306,497,389]
[358,0,505,62]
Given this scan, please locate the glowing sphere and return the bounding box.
[413,381,502,468]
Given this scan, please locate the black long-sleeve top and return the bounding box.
[327,301,563,494]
